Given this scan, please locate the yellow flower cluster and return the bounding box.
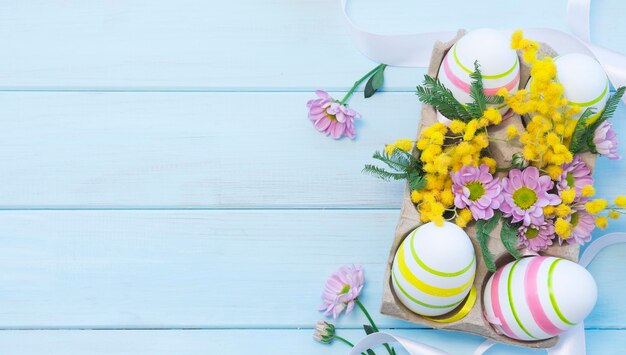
[411,110,501,226]
[554,218,572,239]
[580,195,626,230]
[499,30,579,180]
[455,208,473,228]
[545,185,579,240]
[550,188,625,238]
[511,30,539,64]
[384,138,413,155]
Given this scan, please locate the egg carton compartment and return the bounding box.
[379,30,596,349]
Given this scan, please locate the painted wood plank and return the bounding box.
[0,210,624,329]
[1,0,623,90]
[0,329,623,354]
[1,91,625,208]
[0,91,419,208]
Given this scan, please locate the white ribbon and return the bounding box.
[347,233,626,354]
[348,332,449,355]
[341,0,626,100]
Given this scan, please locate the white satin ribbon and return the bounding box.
[341,0,626,100]
[348,233,626,354]
[348,332,449,355]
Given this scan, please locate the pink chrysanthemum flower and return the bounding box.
[319,265,364,320]
[451,164,503,220]
[518,222,555,252]
[557,155,594,199]
[593,120,621,160]
[500,167,561,226]
[307,90,360,139]
[563,207,595,245]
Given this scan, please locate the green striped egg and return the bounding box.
[484,256,597,341]
[391,222,476,316]
[527,53,608,120]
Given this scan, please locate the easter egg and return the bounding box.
[483,256,597,341]
[438,28,520,118]
[391,222,476,316]
[527,53,609,120]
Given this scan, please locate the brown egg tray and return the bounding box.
[379,30,596,349]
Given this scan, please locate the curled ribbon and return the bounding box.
[341,0,626,101]
[348,233,626,355]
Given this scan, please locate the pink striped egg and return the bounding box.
[483,256,597,341]
[438,29,519,119]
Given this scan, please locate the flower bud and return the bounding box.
[312,320,335,344]
[511,152,529,169]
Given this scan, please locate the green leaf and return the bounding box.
[569,108,595,154]
[363,324,375,335]
[475,211,501,272]
[484,95,505,105]
[589,86,626,133]
[366,350,376,355]
[408,173,427,191]
[373,150,408,171]
[466,61,486,118]
[362,164,408,181]
[416,75,473,121]
[364,65,386,98]
[500,219,522,259]
[569,87,625,154]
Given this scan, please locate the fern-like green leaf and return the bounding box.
[372,150,408,171]
[416,75,473,121]
[362,164,408,181]
[407,172,427,191]
[569,108,595,154]
[466,61,486,118]
[500,219,522,260]
[475,211,500,272]
[364,148,426,192]
[484,95,505,105]
[590,86,626,132]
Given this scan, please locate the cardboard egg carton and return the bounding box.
[380,30,595,348]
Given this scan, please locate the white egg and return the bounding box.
[437,28,520,119]
[483,256,597,341]
[527,53,609,120]
[391,222,476,316]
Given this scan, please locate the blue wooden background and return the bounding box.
[0,0,625,354]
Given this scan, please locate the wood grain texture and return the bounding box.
[0,91,624,209]
[0,0,623,91]
[0,329,624,355]
[0,210,623,329]
[0,91,419,208]
[1,0,626,352]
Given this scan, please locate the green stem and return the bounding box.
[335,336,354,347]
[335,336,370,355]
[355,299,379,332]
[495,167,513,172]
[355,298,395,355]
[340,64,386,105]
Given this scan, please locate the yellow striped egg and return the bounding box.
[483,256,597,341]
[527,53,609,120]
[391,222,476,316]
[438,28,520,118]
